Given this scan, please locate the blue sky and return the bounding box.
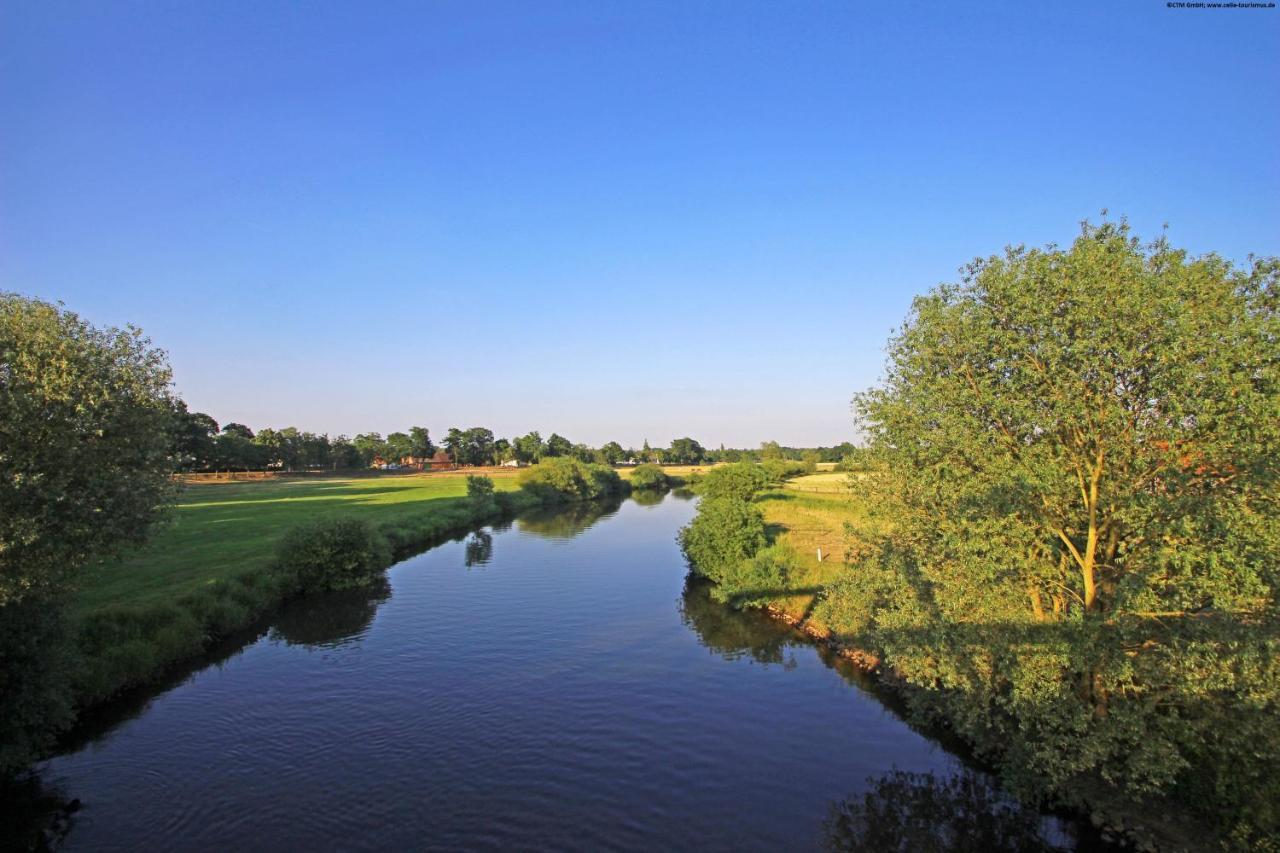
[3,2,1277,447]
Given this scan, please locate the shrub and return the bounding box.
[629,463,670,491]
[699,462,768,501]
[0,596,75,775]
[273,517,391,594]
[711,544,796,607]
[518,457,623,503]
[761,458,807,485]
[678,497,767,585]
[466,475,495,500]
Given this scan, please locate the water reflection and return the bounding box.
[0,773,78,852]
[629,487,667,507]
[679,577,799,668]
[516,493,624,539]
[268,579,391,650]
[464,530,493,567]
[822,770,1063,853]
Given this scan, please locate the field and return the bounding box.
[73,469,526,615]
[754,471,880,623]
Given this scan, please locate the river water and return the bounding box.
[32,492,1097,851]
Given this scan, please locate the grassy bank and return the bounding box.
[70,470,536,706]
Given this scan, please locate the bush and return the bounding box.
[518,457,624,503]
[0,597,75,775]
[761,458,807,485]
[629,463,670,491]
[678,497,768,585]
[466,475,495,500]
[699,462,768,501]
[273,517,391,594]
[711,544,796,607]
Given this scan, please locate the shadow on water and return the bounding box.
[516,493,625,539]
[0,773,78,853]
[268,579,392,649]
[821,769,1072,853]
[679,577,1114,852]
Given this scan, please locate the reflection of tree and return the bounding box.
[822,770,1056,853]
[629,488,666,507]
[269,579,391,649]
[678,578,798,668]
[464,530,493,568]
[517,494,624,539]
[0,773,77,851]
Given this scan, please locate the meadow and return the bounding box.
[751,472,880,624]
[74,470,524,615]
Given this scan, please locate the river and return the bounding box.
[31,492,1099,851]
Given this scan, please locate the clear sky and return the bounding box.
[3,2,1277,448]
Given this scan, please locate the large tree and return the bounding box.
[0,294,178,605]
[844,222,1280,824]
[858,222,1279,624]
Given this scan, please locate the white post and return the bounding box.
[817,547,823,562]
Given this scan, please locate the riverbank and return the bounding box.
[696,472,1225,852]
[67,462,707,710]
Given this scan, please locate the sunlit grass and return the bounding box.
[73,472,524,615]
[754,488,883,624]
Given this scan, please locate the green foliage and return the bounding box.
[544,432,573,458]
[595,441,626,466]
[699,462,769,501]
[0,596,75,775]
[843,221,1280,836]
[710,544,796,607]
[629,463,670,491]
[466,475,496,501]
[517,457,624,502]
[273,518,392,594]
[0,293,177,606]
[761,458,807,484]
[678,497,768,586]
[667,436,706,464]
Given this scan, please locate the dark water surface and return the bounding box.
[34,493,1091,851]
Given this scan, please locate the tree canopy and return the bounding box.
[0,294,177,605]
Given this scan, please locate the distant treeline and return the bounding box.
[171,406,861,473]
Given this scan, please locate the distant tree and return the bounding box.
[514,431,544,464]
[493,438,513,463]
[641,439,653,463]
[171,403,219,470]
[352,432,386,466]
[544,433,573,458]
[668,437,706,465]
[329,436,363,470]
[570,443,594,463]
[408,426,434,458]
[221,422,254,440]
[385,431,413,463]
[596,441,625,466]
[212,431,259,470]
[759,440,784,461]
[463,427,496,466]
[442,428,465,464]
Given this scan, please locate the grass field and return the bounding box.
[753,482,881,624]
[74,470,525,615]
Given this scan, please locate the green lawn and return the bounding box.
[73,471,523,615]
